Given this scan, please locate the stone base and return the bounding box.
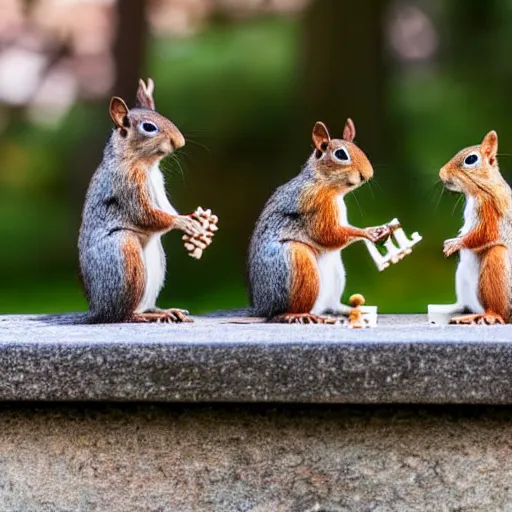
[2,404,512,512]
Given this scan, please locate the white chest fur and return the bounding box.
[137,163,176,312]
[336,193,348,226]
[455,196,484,313]
[311,193,347,314]
[147,163,177,215]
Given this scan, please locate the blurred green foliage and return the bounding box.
[1,8,512,314]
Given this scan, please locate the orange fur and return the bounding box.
[301,185,367,249]
[288,242,320,313]
[462,199,501,251]
[296,120,376,251]
[343,118,356,142]
[479,245,509,320]
[127,164,178,233]
[122,235,145,318]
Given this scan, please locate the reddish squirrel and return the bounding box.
[440,130,512,324]
[79,78,216,323]
[247,119,390,323]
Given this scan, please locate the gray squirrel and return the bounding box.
[247,119,390,323]
[79,78,217,324]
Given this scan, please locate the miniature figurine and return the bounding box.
[364,218,422,271]
[247,119,391,324]
[429,130,512,325]
[347,294,368,328]
[79,78,218,324]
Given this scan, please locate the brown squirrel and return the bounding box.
[440,130,512,324]
[247,119,390,323]
[79,78,217,324]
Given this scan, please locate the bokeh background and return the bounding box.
[0,0,510,314]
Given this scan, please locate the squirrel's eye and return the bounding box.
[334,148,350,162]
[140,121,159,135]
[463,153,480,168]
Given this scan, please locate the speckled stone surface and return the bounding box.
[2,404,512,512]
[1,313,512,403]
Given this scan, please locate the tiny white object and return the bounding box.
[364,218,422,272]
[358,305,378,327]
[427,304,464,325]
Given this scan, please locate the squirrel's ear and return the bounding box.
[343,118,356,142]
[312,122,331,152]
[136,78,156,110]
[109,97,130,129]
[481,130,498,165]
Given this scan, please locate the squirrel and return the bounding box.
[247,119,391,324]
[440,130,512,325]
[79,78,216,324]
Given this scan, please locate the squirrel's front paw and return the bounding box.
[175,215,203,237]
[183,207,219,259]
[366,225,391,243]
[443,237,462,257]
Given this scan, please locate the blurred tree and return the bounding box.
[300,0,415,219]
[113,0,149,101]
[301,0,387,157]
[72,0,149,210]
[445,0,499,66]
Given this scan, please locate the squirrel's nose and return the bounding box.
[171,131,185,150]
[361,166,373,181]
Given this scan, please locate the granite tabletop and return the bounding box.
[0,312,511,404]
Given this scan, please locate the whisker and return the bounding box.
[186,138,211,153]
[433,186,444,213]
[369,178,384,192]
[161,154,186,185]
[178,149,199,166]
[452,194,463,216]
[367,180,375,201]
[351,191,364,217]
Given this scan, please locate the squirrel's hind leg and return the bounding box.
[83,232,145,324]
[311,250,347,316]
[451,246,509,325]
[268,242,335,324]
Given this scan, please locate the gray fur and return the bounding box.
[79,135,144,323]
[498,210,512,321]
[248,165,315,317]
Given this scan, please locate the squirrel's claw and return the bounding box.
[175,215,203,237]
[450,312,505,325]
[366,225,391,243]
[130,310,193,323]
[270,313,338,324]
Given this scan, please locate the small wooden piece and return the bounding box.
[183,207,218,259]
[364,218,422,271]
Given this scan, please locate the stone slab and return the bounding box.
[2,404,512,512]
[1,312,512,403]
